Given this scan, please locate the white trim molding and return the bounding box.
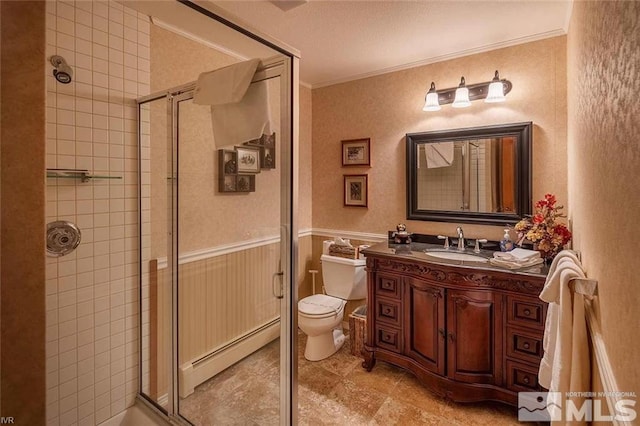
[311,228,387,242]
[157,228,314,269]
[585,300,634,426]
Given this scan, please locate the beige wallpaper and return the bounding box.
[150,26,308,254]
[0,2,46,422]
[150,25,239,256]
[299,85,312,231]
[150,25,238,91]
[567,1,640,396]
[312,36,567,242]
[297,85,313,293]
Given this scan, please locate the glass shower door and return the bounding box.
[138,58,294,425]
[173,63,293,425]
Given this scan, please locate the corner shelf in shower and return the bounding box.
[46,168,122,183]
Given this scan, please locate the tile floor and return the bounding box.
[180,331,523,425]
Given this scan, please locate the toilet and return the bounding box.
[298,254,367,361]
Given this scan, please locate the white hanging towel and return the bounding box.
[193,59,271,149]
[193,58,260,105]
[538,251,590,425]
[425,142,454,168]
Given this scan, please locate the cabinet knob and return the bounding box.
[523,376,531,384]
[448,332,455,342]
[523,342,531,350]
[524,308,531,316]
[438,328,446,339]
[383,307,392,315]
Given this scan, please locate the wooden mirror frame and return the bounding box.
[406,122,532,225]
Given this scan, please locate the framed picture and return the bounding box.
[344,174,368,207]
[219,149,237,174]
[342,138,371,166]
[221,175,236,192]
[235,146,261,174]
[260,146,276,169]
[236,175,256,192]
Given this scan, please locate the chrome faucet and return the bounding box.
[456,226,465,251]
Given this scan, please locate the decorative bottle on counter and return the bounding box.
[499,229,514,252]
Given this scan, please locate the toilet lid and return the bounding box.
[298,294,344,316]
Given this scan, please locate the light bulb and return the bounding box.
[485,70,506,103]
[422,82,441,111]
[452,77,471,108]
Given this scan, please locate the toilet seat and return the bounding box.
[298,294,344,318]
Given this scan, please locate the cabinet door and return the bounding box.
[446,289,502,384]
[404,278,445,375]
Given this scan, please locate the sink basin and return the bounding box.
[424,250,488,262]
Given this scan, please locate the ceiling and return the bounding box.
[209,0,573,88]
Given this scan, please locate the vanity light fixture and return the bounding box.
[422,70,512,111]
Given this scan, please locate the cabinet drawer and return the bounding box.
[506,327,543,363]
[376,274,401,299]
[375,325,402,353]
[506,359,541,392]
[507,296,545,329]
[375,297,401,327]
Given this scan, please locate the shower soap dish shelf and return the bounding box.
[46,168,122,183]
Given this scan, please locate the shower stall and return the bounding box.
[133,3,299,424]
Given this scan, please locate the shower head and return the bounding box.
[50,55,73,84]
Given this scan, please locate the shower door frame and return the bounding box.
[137,56,298,425]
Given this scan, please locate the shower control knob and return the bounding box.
[47,220,81,257]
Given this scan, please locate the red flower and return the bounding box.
[545,193,557,207]
[533,214,544,224]
[535,199,548,209]
[554,224,572,244]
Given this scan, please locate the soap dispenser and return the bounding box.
[500,229,514,252]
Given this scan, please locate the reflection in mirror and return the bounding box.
[416,137,516,212]
[407,122,531,225]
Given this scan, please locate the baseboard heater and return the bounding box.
[178,318,280,398]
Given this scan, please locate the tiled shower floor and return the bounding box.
[179,331,521,425]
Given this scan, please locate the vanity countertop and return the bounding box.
[361,241,549,278]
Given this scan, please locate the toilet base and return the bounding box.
[304,328,345,361]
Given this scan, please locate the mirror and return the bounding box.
[406,122,532,225]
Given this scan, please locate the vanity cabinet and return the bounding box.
[363,252,547,406]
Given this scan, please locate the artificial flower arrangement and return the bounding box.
[514,193,572,261]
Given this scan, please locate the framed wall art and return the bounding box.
[236,146,261,174]
[344,174,368,207]
[217,149,257,193]
[342,138,371,166]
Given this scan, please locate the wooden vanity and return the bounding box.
[362,242,548,406]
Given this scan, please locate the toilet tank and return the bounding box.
[321,254,367,300]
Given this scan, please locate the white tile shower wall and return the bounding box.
[417,145,463,211]
[45,1,149,425]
